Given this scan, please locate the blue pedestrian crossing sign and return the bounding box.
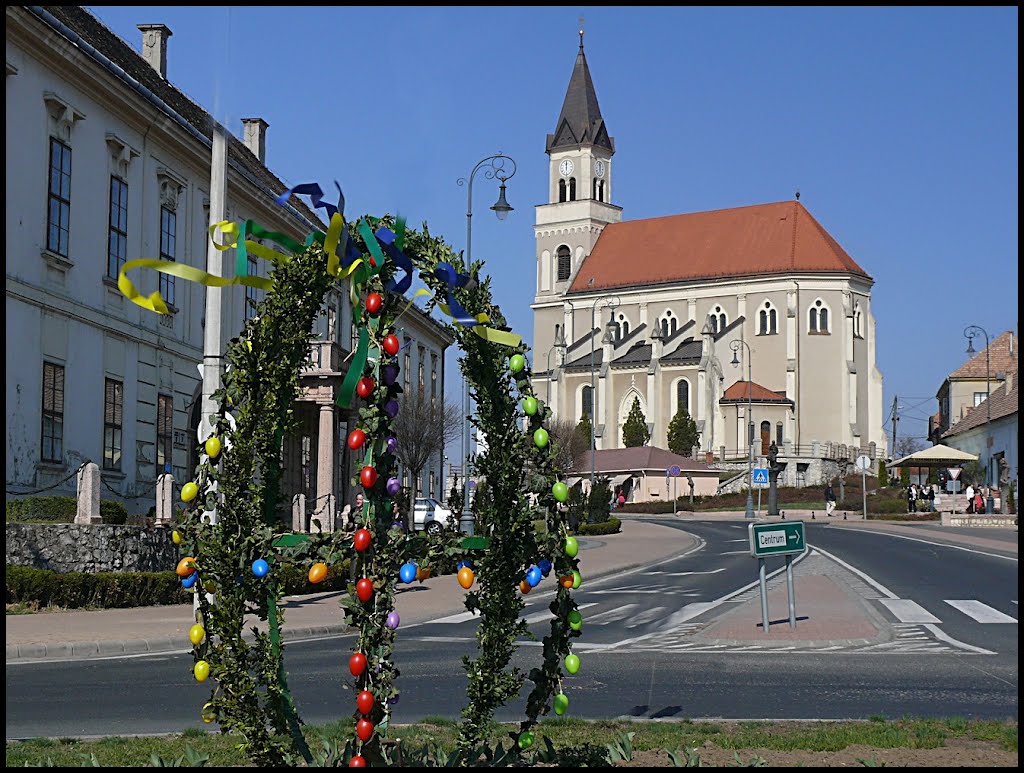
[752,468,769,486]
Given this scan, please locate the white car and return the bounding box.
[412,497,456,534]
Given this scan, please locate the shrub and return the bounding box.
[575,517,620,536]
[6,496,130,525]
[100,500,129,525]
[5,565,188,609]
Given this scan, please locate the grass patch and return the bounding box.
[4,717,1016,767]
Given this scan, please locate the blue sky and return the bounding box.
[89,6,1019,453]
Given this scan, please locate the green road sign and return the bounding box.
[748,521,805,558]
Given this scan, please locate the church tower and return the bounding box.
[532,28,622,364]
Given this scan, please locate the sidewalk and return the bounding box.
[6,514,1015,662]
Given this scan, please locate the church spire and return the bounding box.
[546,29,614,154]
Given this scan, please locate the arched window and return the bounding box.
[708,315,717,334]
[618,313,630,339]
[853,302,862,338]
[596,179,605,202]
[568,177,577,201]
[592,177,598,200]
[776,422,784,445]
[760,420,772,455]
[809,298,830,334]
[758,300,778,335]
[581,385,593,420]
[660,309,678,338]
[556,245,571,282]
[675,378,691,416]
[711,305,727,333]
[558,179,566,203]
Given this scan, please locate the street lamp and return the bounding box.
[456,153,517,535]
[964,325,991,488]
[545,326,567,406]
[730,338,755,520]
[589,295,620,493]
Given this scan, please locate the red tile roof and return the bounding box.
[720,380,791,403]
[573,446,713,474]
[942,375,1018,439]
[568,200,869,293]
[949,331,1017,381]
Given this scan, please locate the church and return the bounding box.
[532,34,887,491]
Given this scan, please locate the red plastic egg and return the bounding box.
[356,578,374,603]
[353,528,371,552]
[356,690,375,715]
[348,756,367,768]
[347,429,366,450]
[360,466,378,489]
[356,718,374,742]
[356,377,375,399]
[365,292,383,315]
[382,334,400,356]
[349,652,367,676]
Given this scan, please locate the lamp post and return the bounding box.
[546,326,567,406]
[456,153,516,535]
[589,295,620,493]
[964,325,991,491]
[730,339,755,520]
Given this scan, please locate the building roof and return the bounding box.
[32,6,323,229]
[567,200,870,294]
[573,446,713,475]
[720,380,793,404]
[949,331,1017,381]
[546,38,614,154]
[942,375,1018,439]
[661,337,703,364]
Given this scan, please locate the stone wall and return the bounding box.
[5,524,178,573]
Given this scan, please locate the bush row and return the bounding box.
[575,517,621,536]
[5,496,129,525]
[5,560,354,610]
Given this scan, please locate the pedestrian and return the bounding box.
[617,491,626,508]
[824,482,837,517]
[926,484,936,513]
[973,489,985,515]
[965,483,975,514]
[906,483,916,514]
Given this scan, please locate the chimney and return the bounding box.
[137,24,172,79]
[241,118,269,165]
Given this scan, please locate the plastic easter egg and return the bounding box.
[353,528,371,552]
[386,435,398,453]
[188,624,205,646]
[457,567,474,589]
[204,436,221,459]
[386,476,401,495]
[356,377,375,398]
[509,354,525,373]
[365,292,383,315]
[360,466,378,489]
[522,396,538,415]
[356,718,374,742]
[519,579,532,595]
[181,572,198,589]
[194,660,210,682]
[526,566,542,587]
[203,580,217,594]
[201,702,216,724]
[568,609,583,631]
[381,363,399,386]
[399,562,417,584]
[553,692,569,715]
[309,562,328,584]
[564,536,579,558]
[457,559,475,571]
[538,559,552,576]
[251,559,269,578]
[176,557,197,578]
[564,653,580,674]
[518,731,535,750]
[382,334,400,356]
[533,428,549,448]
[385,399,400,418]
[181,482,199,503]
[171,529,183,545]
[385,611,400,630]
[347,429,366,450]
[552,482,568,503]
[416,566,432,582]
[356,690,375,715]
[572,569,582,589]
[356,578,374,603]
[349,652,367,676]
[559,575,574,589]
[348,756,367,767]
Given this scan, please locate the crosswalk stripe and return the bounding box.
[944,600,1018,623]
[522,602,598,625]
[878,599,941,623]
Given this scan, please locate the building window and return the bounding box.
[660,309,678,338]
[592,178,606,202]
[418,346,426,395]
[429,470,436,498]
[568,177,577,201]
[47,138,72,257]
[107,176,128,279]
[157,393,173,475]
[159,206,177,306]
[41,361,65,463]
[558,179,566,203]
[244,255,258,321]
[103,377,124,471]
[615,314,630,340]
[713,305,727,333]
[581,385,594,420]
[973,392,987,407]
[809,298,830,334]
[675,378,690,416]
[403,345,411,394]
[776,421,784,445]
[556,245,571,282]
[431,354,438,399]
[853,302,863,338]
[758,300,777,335]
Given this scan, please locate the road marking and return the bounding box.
[661,568,726,576]
[944,600,1018,623]
[587,604,639,623]
[922,624,996,654]
[878,599,941,623]
[828,527,1017,562]
[625,606,668,628]
[719,550,749,555]
[523,602,597,625]
[432,610,480,624]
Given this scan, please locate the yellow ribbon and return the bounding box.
[118,258,272,315]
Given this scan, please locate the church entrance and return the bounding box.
[760,421,771,456]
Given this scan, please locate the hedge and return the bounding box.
[6,559,354,610]
[5,496,129,525]
[575,517,621,536]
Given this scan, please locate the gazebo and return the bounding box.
[888,443,979,470]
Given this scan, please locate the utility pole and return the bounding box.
[890,396,899,460]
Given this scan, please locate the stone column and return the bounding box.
[155,473,174,526]
[292,493,306,533]
[316,403,335,527]
[75,462,102,524]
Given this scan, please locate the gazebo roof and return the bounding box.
[888,443,979,468]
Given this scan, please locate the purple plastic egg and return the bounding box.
[385,399,400,418]
[387,476,401,495]
[385,611,400,630]
[386,436,398,453]
[389,694,400,705]
[382,364,399,386]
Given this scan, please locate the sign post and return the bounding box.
[752,468,769,518]
[856,455,872,521]
[667,465,681,515]
[748,521,805,631]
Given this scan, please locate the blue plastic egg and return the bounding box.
[526,566,542,587]
[538,559,552,577]
[251,559,269,578]
[399,562,418,584]
[181,572,198,589]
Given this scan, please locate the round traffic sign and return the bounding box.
[856,455,872,471]
[669,465,681,477]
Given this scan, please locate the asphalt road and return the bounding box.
[5,521,1018,739]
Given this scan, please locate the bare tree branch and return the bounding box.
[392,388,462,522]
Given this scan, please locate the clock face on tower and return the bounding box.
[594,160,606,178]
[559,158,574,177]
